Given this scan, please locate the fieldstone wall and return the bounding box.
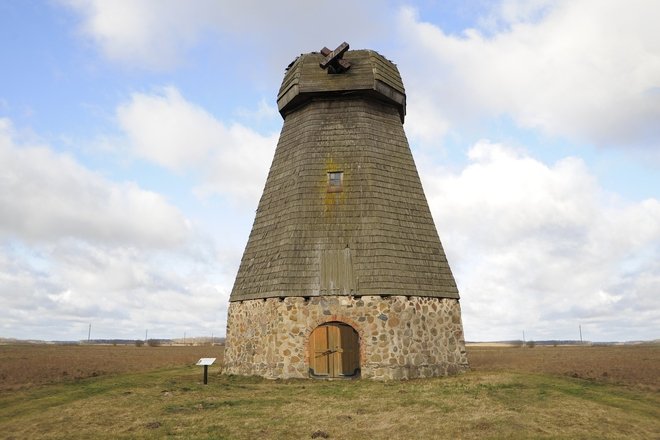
[224,295,469,380]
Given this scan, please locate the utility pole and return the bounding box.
[522,330,526,348]
[579,325,583,344]
[145,329,148,342]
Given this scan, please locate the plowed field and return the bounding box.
[468,344,659,390]
[0,344,224,391]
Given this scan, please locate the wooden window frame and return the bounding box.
[327,171,343,193]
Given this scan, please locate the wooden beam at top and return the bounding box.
[320,42,351,73]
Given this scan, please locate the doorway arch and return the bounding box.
[308,322,360,378]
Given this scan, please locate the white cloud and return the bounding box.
[476,0,556,33]
[423,140,660,341]
[0,118,231,341]
[117,87,276,203]
[44,240,231,334]
[0,240,231,341]
[0,118,189,247]
[235,99,279,123]
[61,0,388,70]
[117,87,222,170]
[398,0,660,150]
[63,0,217,69]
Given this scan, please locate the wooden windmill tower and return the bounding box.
[224,43,468,379]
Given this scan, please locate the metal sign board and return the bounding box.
[196,358,216,366]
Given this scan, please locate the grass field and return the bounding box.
[1,344,658,439]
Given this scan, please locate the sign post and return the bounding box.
[196,358,216,385]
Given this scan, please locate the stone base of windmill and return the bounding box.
[223,296,469,380]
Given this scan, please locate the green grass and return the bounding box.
[1,367,658,439]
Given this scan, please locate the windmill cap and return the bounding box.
[277,49,406,123]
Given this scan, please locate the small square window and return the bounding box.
[327,171,343,192]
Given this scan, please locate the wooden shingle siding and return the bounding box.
[230,90,459,302]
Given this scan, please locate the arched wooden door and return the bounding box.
[309,322,360,378]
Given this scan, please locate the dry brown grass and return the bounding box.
[467,344,660,391]
[0,344,224,391]
[1,367,658,439]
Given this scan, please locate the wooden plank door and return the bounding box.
[309,323,359,378]
[310,325,330,376]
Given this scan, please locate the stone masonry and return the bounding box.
[224,295,468,380]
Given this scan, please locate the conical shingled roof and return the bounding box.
[229,49,459,302]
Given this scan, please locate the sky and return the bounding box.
[1,0,658,343]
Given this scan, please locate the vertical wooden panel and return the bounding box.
[320,249,356,294]
[310,325,329,376]
[328,325,341,377]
